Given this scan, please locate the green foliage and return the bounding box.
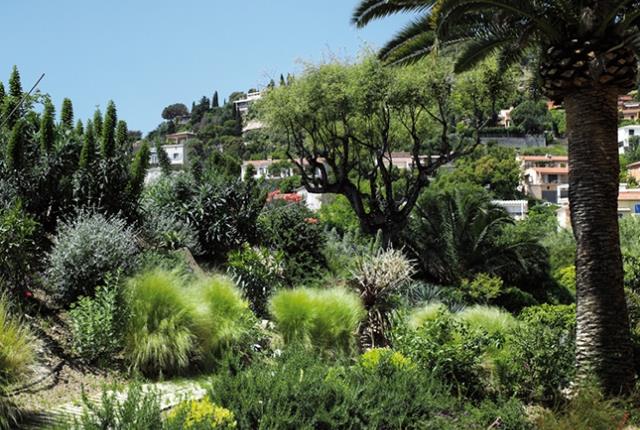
[0,294,35,385]
[155,142,172,176]
[258,202,326,284]
[554,265,576,295]
[351,248,414,348]
[0,202,38,294]
[495,304,576,402]
[5,120,25,171]
[209,349,531,429]
[127,141,150,197]
[269,287,364,355]
[227,244,284,318]
[510,100,553,135]
[161,103,189,121]
[47,211,138,306]
[165,398,237,430]
[141,210,201,255]
[124,268,196,376]
[101,101,117,158]
[69,275,123,363]
[60,98,74,130]
[359,347,414,372]
[189,275,252,365]
[71,382,162,430]
[78,120,95,169]
[550,109,566,136]
[457,305,518,338]
[318,194,360,235]
[39,99,56,153]
[459,273,504,304]
[115,120,128,150]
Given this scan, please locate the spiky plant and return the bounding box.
[353,0,640,394]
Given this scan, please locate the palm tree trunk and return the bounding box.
[565,87,634,395]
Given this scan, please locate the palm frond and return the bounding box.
[352,0,435,28]
[454,36,511,73]
[381,27,437,65]
[379,14,433,59]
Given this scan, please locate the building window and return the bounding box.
[173,153,179,160]
[547,174,558,183]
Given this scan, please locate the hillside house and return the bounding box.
[519,155,569,203]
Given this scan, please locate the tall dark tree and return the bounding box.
[212,91,219,108]
[60,98,74,129]
[3,66,23,128]
[6,120,25,171]
[115,120,128,151]
[40,99,56,153]
[78,120,95,169]
[93,108,103,139]
[101,101,117,158]
[0,82,5,106]
[8,65,22,99]
[156,141,172,176]
[353,0,640,395]
[75,119,84,136]
[128,141,150,198]
[279,74,286,87]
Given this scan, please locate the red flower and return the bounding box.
[23,290,33,298]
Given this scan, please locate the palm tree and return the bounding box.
[353,0,640,394]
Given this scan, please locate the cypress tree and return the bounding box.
[8,66,22,98]
[212,91,219,108]
[268,79,276,89]
[101,101,117,158]
[75,119,84,136]
[128,141,150,197]
[0,82,5,106]
[6,120,24,171]
[40,99,56,153]
[93,108,103,139]
[280,74,286,87]
[60,98,74,129]
[115,120,128,149]
[156,141,172,176]
[79,120,95,169]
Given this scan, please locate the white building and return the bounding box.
[492,200,528,220]
[241,159,295,180]
[150,143,187,167]
[234,91,262,116]
[618,125,640,153]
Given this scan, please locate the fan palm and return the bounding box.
[354,0,640,394]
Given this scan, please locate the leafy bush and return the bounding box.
[47,211,138,306]
[459,273,504,304]
[359,348,414,372]
[0,202,38,295]
[456,305,518,338]
[269,287,364,355]
[190,275,252,365]
[495,304,576,402]
[165,398,237,430]
[0,295,35,385]
[258,202,326,284]
[227,244,284,318]
[142,210,201,255]
[323,229,381,278]
[350,248,414,348]
[208,349,531,429]
[318,194,360,235]
[69,382,162,430]
[553,265,576,295]
[124,269,196,377]
[69,275,124,363]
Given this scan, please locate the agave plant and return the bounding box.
[354,0,640,394]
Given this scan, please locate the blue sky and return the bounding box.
[1,1,411,134]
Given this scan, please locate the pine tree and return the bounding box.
[156,141,172,176]
[212,91,219,108]
[101,101,117,158]
[79,120,95,169]
[75,119,84,136]
[60,98,74,129]
[8,66,22,99]
[115,120,128,150]
[280,74,286,87]
[128,141,150,198]
[40,99,56,153]
[3,66,23,129]
[6,120,24,171]
[93,108,103,138]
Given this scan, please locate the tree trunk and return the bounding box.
[564,87,634,395]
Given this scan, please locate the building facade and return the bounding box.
[519,155,569,203]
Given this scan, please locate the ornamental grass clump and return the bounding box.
[269,287,364,355]
[190,275,252,364]
[0,295,35,384]
[124,269,196,377]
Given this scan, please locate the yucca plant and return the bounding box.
[353,0,640,395]
[269,287,365,355]
[351,248,414,348]
[124,269,196,377]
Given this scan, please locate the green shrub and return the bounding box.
[190,275,252,365]
[227,244,284,318]
[318,194,360,235]
[0,202,39,296]
[350,248,414,348]
[269,287,364,355]
[69,275,124,363]
[258,202,326,284]
[0,295,35,385]
[165,398,237,430]
[124,269,196,377]
[142,210,201,255]
[553,265,576,294]
[359,348,414,372]
[208,349,531,429]
[495,304,576,402]
[47,212,138,306]
[408,302,450,329]
[459,273,503,304]
[69,382,162,430]
[456,305,518,338]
